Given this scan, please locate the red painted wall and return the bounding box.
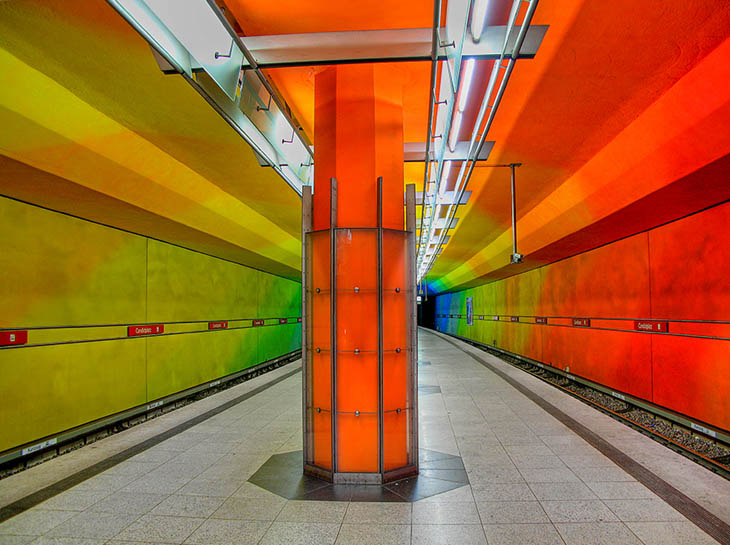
[435,201,730,433]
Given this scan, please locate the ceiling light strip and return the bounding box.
[418,0,540,282]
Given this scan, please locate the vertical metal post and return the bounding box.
[301,185,313,467]
[509,163,523,264]
[330,177,338,473]
[377,176,384,476]
[405,183,419,467]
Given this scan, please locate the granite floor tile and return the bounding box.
[183,517,270,544]
[411,501,480,524]
[258,522,340,545]
[471,483,535,502]
[411,524,487,545]
[509,455,566,469]
[119,476,190,495]
[114,514,204,543]
[541,500,619,523]
[555,522,642,545]
[528,482,597,501]
[46,511,140,539]
[210,496,286,521]
[482,523,565,545]
[344,502,411,524]
[177,479,241,497]
[519,468,580,484]
[275,500,347,523]
[335,523,410,545]
[476,501,549,524]
[150,495,225,518]
[89,492,168,514]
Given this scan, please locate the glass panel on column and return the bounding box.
[308,230,332,470]
[335,228,379,473]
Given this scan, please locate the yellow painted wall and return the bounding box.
[0,196,301,453]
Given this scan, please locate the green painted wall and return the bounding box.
[0,196,301,453]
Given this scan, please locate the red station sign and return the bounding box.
[208,321,228,330]
[0,330,28,346]
[572,318,591,327]
[128,324,164,336]
[535,317,548,324]
[634,320,669,332]
[252,319,265,327]
[279,318,289,324]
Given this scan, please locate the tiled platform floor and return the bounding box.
[0,329,727,544]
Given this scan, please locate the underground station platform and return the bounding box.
[2,0,730,544]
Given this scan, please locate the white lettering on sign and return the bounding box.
[690,422,717,438]
[611,391,626,401]
[146,401,164,410]
[21,438,57,456]
[209,380,221,387]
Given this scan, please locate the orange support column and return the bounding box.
[302,64,418,484]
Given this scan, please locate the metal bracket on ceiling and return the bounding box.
[256,94,272,112]
[282,127,295,145]
[214,39,235,59]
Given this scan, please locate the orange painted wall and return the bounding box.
[434,201,730,433]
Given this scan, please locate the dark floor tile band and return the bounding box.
[436,330,730,545]
[0,365,302,523]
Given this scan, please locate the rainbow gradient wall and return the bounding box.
[433,200,730,434]
[0,195,301,455]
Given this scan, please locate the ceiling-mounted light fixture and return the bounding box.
[438,160,452,196]
[470,0,490,42]
[448,58,475,152]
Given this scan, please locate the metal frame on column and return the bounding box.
[377,177,385,477]
[303,178,419,484]
[329,177,339,476]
